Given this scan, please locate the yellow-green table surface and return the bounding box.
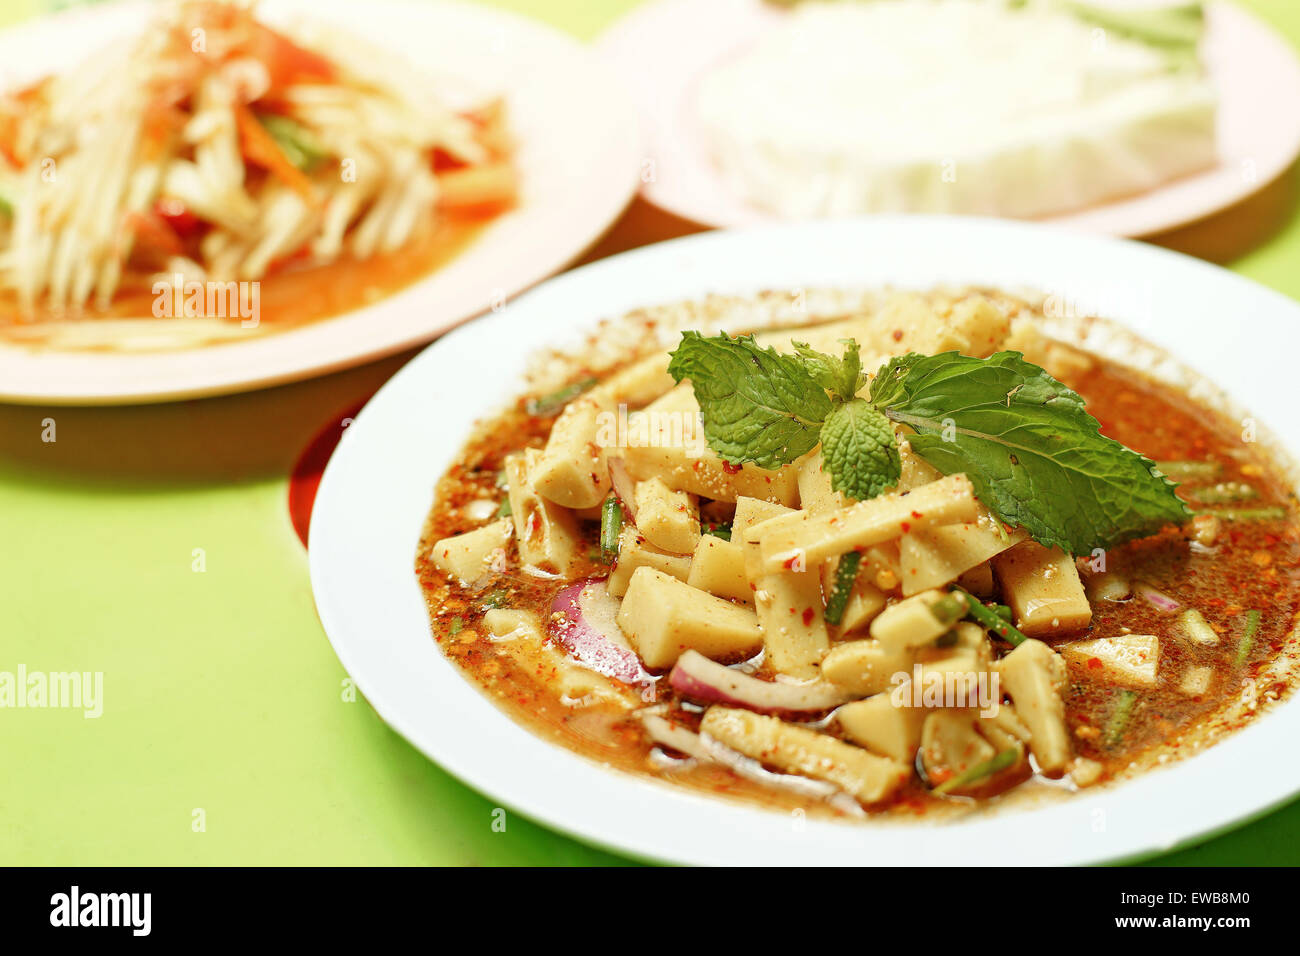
[3,0,1298,866]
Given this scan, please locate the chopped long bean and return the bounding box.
[953,587,1027,646]
[496,497,512,518]
[599,495,623,564]
[1191,482,1259,505]
[929,593,967,626]
[1104,689,1137,747]
[1156,460,1221,480]
[526,376,599,417]
[1201,506,1287,522]
[824,551,862,626]
[1234,609,1262,667]
[933,749,1018,795]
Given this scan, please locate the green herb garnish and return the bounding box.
[702,522,733,541]
[667,335,1191,554]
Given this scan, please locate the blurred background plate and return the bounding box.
[599,0,1300,236]
[0,0,641,405]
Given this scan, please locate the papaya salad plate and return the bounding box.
[310,217,1300,866]
[0,0,639,404]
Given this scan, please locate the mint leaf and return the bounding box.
[667,332,831,469]
[792,339,866,402]
[870,351,1191,554]
[820,399,900,500]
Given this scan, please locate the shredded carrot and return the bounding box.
[233,103,314,202]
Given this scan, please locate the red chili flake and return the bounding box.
[783,555,800,570]
[892,329,904,342]
[1087,657,1103,670]
[722,461,742,475]
[911,510,923,519]
[901,521,911,533]
[802,608,815,626]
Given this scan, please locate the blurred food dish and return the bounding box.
[0,0,517,347]
[0,0,640,403]
[698,0,1217,219]
[599,0,1300,235]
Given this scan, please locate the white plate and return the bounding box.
[310,217,1300,866]
[597,0,1300,237]
[0,0,640,405]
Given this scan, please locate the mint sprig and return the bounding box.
[665,332,830,469]
[820,398,899,501]
[667,334,1190,554]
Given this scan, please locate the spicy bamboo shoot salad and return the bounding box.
[0,0,515,338]
[416,290,1300,817]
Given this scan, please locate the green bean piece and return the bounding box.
[1235,609,1262,667]
[599,495,623,565]
[823,551,863,626]
[1190,482,1259,505]
[495,497,512,518]
[933,749,1018,795]
[525,376,599,417]
[929,593,967,626]
[953,587,1027,646]
[1200,506,1287,522]
[702,523,732,541]
[1156,460,1222,480]
[1104,689,1138,747]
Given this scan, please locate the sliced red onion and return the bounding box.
[699,731,865,816]
[551,579,652,685]
[669,650,855,713]
[607,456,638,521]
[640,713,711,760]
[1135,582,1180,614]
